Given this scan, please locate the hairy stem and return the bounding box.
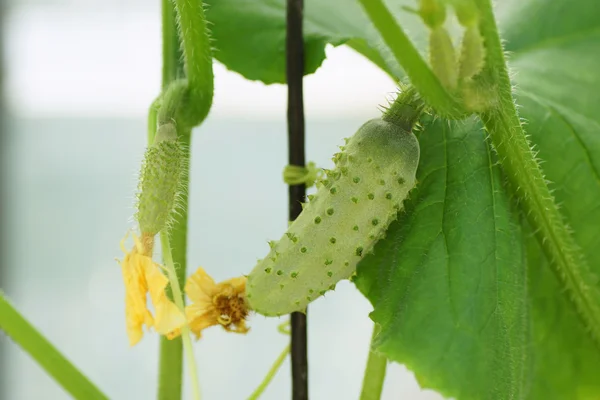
[162,0,184,87]
[0,292,107,400]
[172,0,214,128]
[156,1,186,398]
[360,325,387,400]
[160,230,201,400]
[157,0,213,397]
[157,132,192,400]
[358,0,464,118]
[382,86,425,131]
[474,0,600,342]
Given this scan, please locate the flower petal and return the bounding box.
[185,301,212,322]
[185,267,216,306]
[144,260,186,335]
[119,252,153,346]
[187,308,219,339]
[154,298,186,336]
[219,276,246,294]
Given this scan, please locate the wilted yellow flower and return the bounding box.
[184,267,250,338]
[118,232,185,346]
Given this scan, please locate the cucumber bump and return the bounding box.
[246,118,420,316]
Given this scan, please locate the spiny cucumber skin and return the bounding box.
[136,123,185,235]
[247,119,420,316]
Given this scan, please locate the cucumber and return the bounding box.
[429,26,458,91]
[246,118,420,316]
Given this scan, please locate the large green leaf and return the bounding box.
[354,2,600,400]
[356,117,532,399]
[509,8,600,398]
[203,0,427,81]
[525,232,600,400]
[515,93,600,399]
[204,0,329,83]
[205,0,600,83]
[206,0,600,397]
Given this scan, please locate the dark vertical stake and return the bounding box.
[286,0,308,399]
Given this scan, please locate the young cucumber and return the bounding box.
[246,118,420,316]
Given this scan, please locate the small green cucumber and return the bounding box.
[246,118,420,316]
[458,25,485,81]
[418,0,447,29]
[429,26,458,91]
[136,123,185,235]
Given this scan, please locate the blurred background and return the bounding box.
[0,1,443,399]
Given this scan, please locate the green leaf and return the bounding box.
[355,116,531,399]
[207,0,600,396]
[508,4,600,397]
[525,233,600,400]
[356,1,600,399]
[516,93,600,399]
[203,0,431,82]
[204,0,329,83]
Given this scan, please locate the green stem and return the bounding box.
[358,0,464,118]
[246,320,291,399]
[162,0,184,88]
[157,80,188,126]
[172,0,214,128]
[158,335,183,400]
[160,230,201,400]
[247,345,291,400]
[167,131,191,289]
[0,292,107,400]
[359,325,387,400]
[148,98,161,144]
[157,131,192,400]
[474,0,600,342]
[382,86,425,132]
[156,0,203,397]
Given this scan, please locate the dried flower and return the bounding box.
[118,232,185,345]
[184,267,250,338]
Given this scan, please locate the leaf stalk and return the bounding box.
[474,0,600,343]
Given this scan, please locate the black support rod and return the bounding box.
[286,0,308,399]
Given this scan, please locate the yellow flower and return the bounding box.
[184,267,250,339]
[118,232,185,346]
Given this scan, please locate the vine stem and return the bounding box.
[172,0,214,128]
[162,0,183,86]
[286,0,309,399]
[160,231,201,400]
[360,325,387,400]
[0,292,108,400]
[157,0,213,396]
[474,0,600,341]
[246,320,291,399]
[148,98,160,144]
[157,131,192,400]
[357,0,464,118]
[156,1,185,397]
[247,345,291,400]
